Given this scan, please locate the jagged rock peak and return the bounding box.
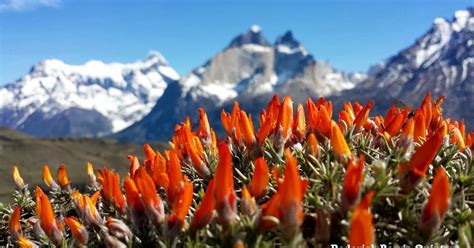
[275,30,301,48]
[227,25,271,48]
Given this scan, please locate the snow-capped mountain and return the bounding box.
[0,51,179,137]
[115,27,366,142]
[337,8,474,126]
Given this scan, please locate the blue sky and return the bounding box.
[0,0,471,84]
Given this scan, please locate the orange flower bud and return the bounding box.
[277,96,293,139]
[64,217,88,245]
[342,155,365,211]
[56,164,70,190]
[249,157,269,199]
[349,192,375,246]
[124,176,145,228]
[12,165,25,189]
[419,167,450,238]
[135,169,165,225]
[166,177,194,238]
[35,186,64,246]
[330,120,351,157]
[306,133,319,158]
[279,149,307,239]
[86,162,97,187]
[43,165,59,189]
[190,180,216,233]
[9,206,22,239]
[214,143,237,226]
[240,186,256,216]
[292,103,306,141]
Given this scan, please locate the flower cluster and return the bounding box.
[2,93,474,247]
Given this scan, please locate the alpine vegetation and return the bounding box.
[2,93,474,247]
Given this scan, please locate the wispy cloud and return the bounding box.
[0,0,61,12]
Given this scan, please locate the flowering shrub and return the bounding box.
[1,93,474,247]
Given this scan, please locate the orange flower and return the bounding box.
[318,105,332,137]
[419,166,450,238]
[400,117,415,144]
[306,98,319,132]
[259,192,281,231]
[190,179,216,233]
[385,109,408,137]
[339,110,354,132]
[353,101,374,132]
[43,165,59,189]
[35,186,64,246]
[166,177,194,238]
[197,108,211,142]
[420,93,433,129]
[135,168,165,225]
[57,164,71,190]
[152,151,169,189]
[249,157,270,199]
[292,103,306,141]
[399,122,447,193]
[185,126,210,179]
[306,133,319,158]
[71,191,102,225]
[12,165,25,189]
[279,149,307,238]
[257,110,275,145]
[167,151,184,203]
[342,155,365,211]
[124,176,145,228]
[128,155,140,178]
[349,191,375,246]
[276,96,293,140]
[98,167,126,213]
[9,206,22,239]
[414,109,426,143]
[330,120,351,157]
[239,110,256,148]
[64,217,88,245]
[450,126,466,152]
[214,143,237,226]
[240,185,256,216]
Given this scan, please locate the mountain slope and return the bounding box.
[115,27,366,142]
[0,51,179,137]
[335,8,474,126]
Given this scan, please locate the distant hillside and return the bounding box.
[0,128,165,203]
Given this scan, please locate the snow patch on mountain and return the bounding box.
[0,51,179,135]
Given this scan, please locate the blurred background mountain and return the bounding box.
[0,2,472,201]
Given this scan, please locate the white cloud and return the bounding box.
[0,0,61,12]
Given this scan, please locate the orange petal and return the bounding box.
[342,155,365,209]
[249,157,270,199]
[277,96,293,138]
[421,166,450,223]
[353,101,373,132]
[349,191,375,246]
[64,217,88,245]
[190,180,216,232]
[9,206,22,238]
[239,110,256,147]
[214,143,237,225]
